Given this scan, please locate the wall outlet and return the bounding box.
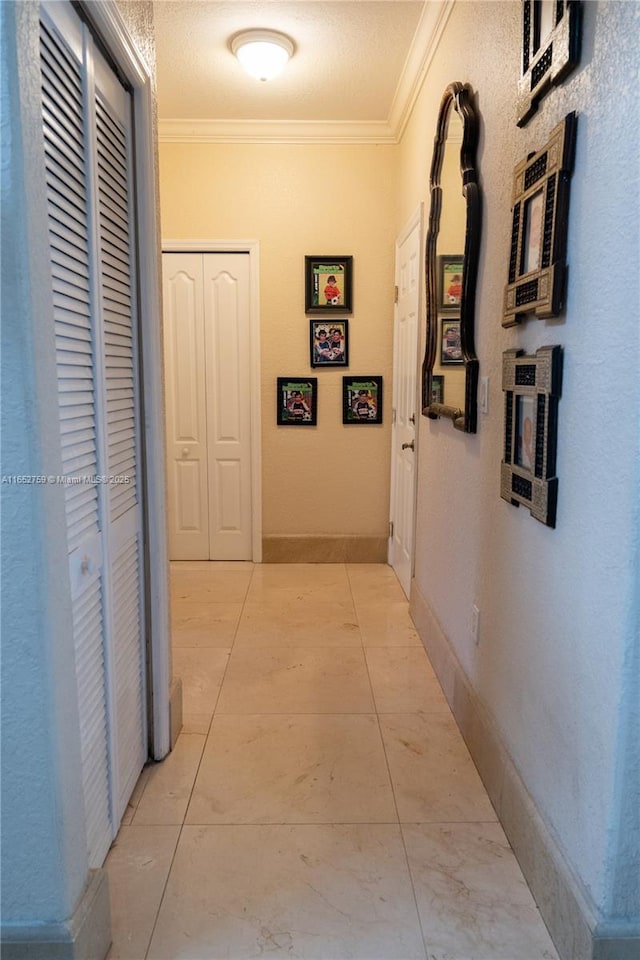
[471,604,481,645]
[480,377,489,415]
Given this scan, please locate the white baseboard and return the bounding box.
[1,869,111,960]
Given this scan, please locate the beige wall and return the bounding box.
[159,142,397,537]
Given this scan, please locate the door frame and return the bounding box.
[83,1,172,760]
[388,204,424,593]
[162,240,263,563]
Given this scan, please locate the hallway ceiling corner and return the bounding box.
[154,0,454,144]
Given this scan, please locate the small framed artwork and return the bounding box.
[431,375,445,405]
[305,256,353,313]
[343,376,383,425]
[501,345,563,527]
[438,255,464,311]
[503,112,577,327]
[277,378,318,426]
[517,1,582,127]
[310,319,349,368]
[440,318,463,365]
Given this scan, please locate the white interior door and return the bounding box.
[163,254,210,559]
[204,254,252,559]
[389,208,423,598]
[163,252,253,561]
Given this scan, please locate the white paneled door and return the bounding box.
[389,209,422,599]
[163,253,253,560]
[41,0,147,866]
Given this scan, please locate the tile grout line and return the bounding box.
[357,568,432,960]
[143,563,256,959]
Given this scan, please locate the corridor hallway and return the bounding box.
[105,562,558,959]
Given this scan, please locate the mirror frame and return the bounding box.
[422,82,481,433]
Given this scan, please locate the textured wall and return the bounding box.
[1,0,88,922]
[401,0,639,921]
[159,141,398,538]
[115,0,156,79]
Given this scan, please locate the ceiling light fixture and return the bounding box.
[231,29,294,82]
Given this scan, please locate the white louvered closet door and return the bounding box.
[40,0,147,867]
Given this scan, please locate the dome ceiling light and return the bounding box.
[231,29,295,82]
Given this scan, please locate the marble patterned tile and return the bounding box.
[235,599,361,647]
[403,822,559,959]
[132,733,206,825]
[246,563,352,604]
[171,567,253,604]
[357,600,422,646]
[216,646,375,714]
[171,561,255,572]
[346,564,407,603]
[171,600,243,647]
[147,823,426,959]
[366,647,451,714]
[104,824,180,959]
[172,647,230,732]
[120,763,152,826]
[379,714,497,822]
[186,714,397,824]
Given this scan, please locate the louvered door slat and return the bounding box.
[96,172,129,218]
[111,534,145,811]
[56,326,92,348]
[41,115,86,177]
[45,158,86,208]
[104,307,132,327]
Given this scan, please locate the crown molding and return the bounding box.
[158,118,397,145]
[388,0,455,141]
[158,0,455,146]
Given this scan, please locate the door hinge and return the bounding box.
[389,520,394,539]
[394,285,399,304]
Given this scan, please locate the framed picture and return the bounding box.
[305,256,353,313]
[501,345,563,527]
[503,112,577,327]
[440,318,463,365]
[517,1,582,127]
[431,375,445,405]
[438,255,464,311]
[277,378,317,426]
[309,319,349,368]
[342,376,383,425]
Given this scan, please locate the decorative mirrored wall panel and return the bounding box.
[501,345,563,527]
[503,113,577,327]
[422,82,481,433]
[518,0,582,127]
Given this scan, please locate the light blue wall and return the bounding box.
[0,0,89,924]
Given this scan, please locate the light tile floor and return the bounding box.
[106,562,559,960]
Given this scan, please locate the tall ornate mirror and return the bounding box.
[422,82,481,432]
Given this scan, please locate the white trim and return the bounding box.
[396,204,424,251]
[388,0,455,142]
[82,0,171,760]
[158,118,396,145]
[389,204,424,591]
[162,240,263,563]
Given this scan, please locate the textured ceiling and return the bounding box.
[153,1,444,141]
